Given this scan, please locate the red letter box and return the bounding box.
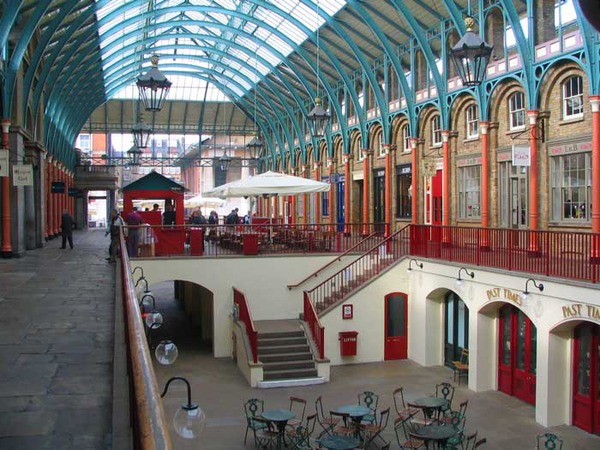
[339,331,358,356]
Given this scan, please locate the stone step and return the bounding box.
[257,330,304,340]
[262,360,316,371]
[258,343,311,355]
[259,352,313,363]
[258,336,308,347]
[262,367,319,380]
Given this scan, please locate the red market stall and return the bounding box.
[122,171,187,256]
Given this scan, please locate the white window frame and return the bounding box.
[562,76,584,120]
[458,165,481,219]
[466,105,479,139]
[509,92,526,130]
[550,152,591,222]
[431,115,442,147]
[402,126,411,152]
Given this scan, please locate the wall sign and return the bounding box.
[486,287,522,306]
[12,164,33,186]
[342,304,353,320]
[512,144,531,166]
[51,181,65,193]
[0,149,8,177]
[562,302,600,321]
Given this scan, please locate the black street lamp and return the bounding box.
[246,136,263,160]
[450,16,493,87]
[136,54,172,112]
[307,97,330,138]
[219,151,232,171]
[161,376,206,440]
[127,145,143,166]
[132,113,152,149]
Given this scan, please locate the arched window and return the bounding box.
[402,125,411,152]
[431,115,442,146]
[563,75,584,120]
[508,92,525,130]
[466,104,479,139]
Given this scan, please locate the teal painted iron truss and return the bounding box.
[1,0,598,170]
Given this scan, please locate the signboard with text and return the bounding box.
[12,164,33,186]
[0,149,8,177]
[512,144,531,166]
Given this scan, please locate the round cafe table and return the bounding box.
[408,397,448,419]
[261,409,295,450]
[410,424,457,449]
[336,404,372,437]
[319,434,361,450]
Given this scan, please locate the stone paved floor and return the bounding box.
[0,229,114,450]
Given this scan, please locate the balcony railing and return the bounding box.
[410,225,600,284]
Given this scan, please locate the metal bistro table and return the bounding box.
[319,434,361,450]
[409,424,457,449]
[408,397,448,420]
[336,404,372,437]
[261,409,295,450]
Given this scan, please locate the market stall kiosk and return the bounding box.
[122,171,187,256]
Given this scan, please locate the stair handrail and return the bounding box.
[287,232,380,290]
[233,287,258,363]
[303,291,325,359]
[306,226,411,312]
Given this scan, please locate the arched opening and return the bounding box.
[498,304,536,405]
[444,291,469,367]
[572,322,600,434]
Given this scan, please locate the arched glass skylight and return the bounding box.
[94,0,346,101]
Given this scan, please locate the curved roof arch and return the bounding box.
[2,0,548,167]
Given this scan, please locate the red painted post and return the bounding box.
[1,119,12,256]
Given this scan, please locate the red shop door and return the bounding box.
[384,293,408,360]
[498,305,536,405]
[573,323,600,434]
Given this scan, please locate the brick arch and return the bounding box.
[449,92,478,134]
[538,61,588,114]
[488,78,527,125]
[391,113,409,148]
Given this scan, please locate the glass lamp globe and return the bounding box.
[173,403,206,439]
[455,278,464,287]
[140,294,155,310]
[145,310,163,328]
[155,340,178,365]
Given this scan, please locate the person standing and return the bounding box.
[125,206,144,257]
[60,209,75,249]
[106,208,124,262]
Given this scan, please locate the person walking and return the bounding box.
[125,206,144,257]
[60,209,75,249]
[106,208,124,263]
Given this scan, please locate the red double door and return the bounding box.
[573,323,600,434]
[498,305,537,405]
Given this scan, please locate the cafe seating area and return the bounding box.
[242,383,496,449]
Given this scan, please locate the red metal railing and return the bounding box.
[119,232,172,450]
[304,291,325,359]
[410,225,600,283]
[126,223,379,258]
[286,232,381,290]
[233,287,258,363]
[307,226,411,314]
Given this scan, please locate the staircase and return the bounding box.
[307,226,411,315]
[255,320,324,388]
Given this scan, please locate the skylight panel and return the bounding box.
[95,0,346,99]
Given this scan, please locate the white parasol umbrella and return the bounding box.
[202,171,330,198]
[184,195,226,208]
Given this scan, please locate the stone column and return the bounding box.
[362,149,372,235]
[383,144,393,237]
[528,110,540,254]
[480,122,490,249]
[590,97,600,262]
[343,153,351,234]
[410,138,419,224]
[1,119,12,256]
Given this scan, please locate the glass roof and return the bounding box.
[95,0,346,101]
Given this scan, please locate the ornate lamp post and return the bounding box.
[449,16,493,87]
[307,97,330,138]
[136,54,172,112]
[132,113,152,149]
